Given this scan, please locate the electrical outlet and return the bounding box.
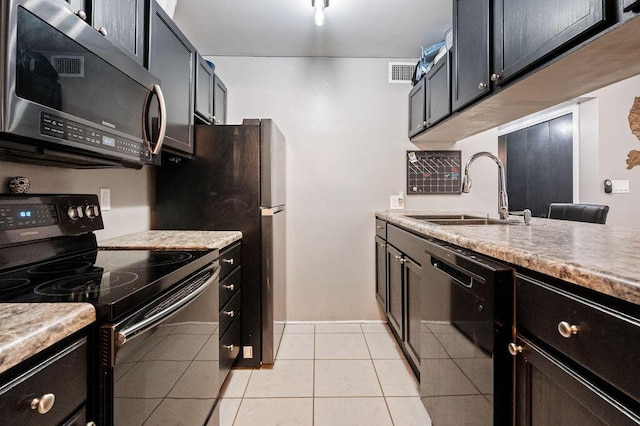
[611,180,630,194]
[100,187,111,210]
[243,346,253,359]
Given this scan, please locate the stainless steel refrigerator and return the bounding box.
[154,119,286,367]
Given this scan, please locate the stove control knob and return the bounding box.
[68,206,78,220]
[85,205,100,218]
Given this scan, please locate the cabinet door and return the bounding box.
[213,74,227,125]
[375,236,388,312]
[387,245,404,339]
[426,52,451,127]
[408,77,426,138]
[195,54,214,123]
[148,2,195,156]
[513,336,640,426]
[493,0,605,84]
[404,256,422,371]
[91,0,146,65]
[452,0,490,112]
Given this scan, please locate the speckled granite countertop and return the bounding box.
[376,210,640,306]
[99,230,242,250]
[0,303,95,375]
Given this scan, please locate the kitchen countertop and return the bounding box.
[0,303,95,375]
[99,230,242,250]
[376,210,640,306]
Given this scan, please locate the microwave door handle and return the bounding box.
[151,84,167,155]
[116,266,219,347]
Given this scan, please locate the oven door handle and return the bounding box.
[116,266,219,347]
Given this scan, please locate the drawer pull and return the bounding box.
[222,258,234,265]
[394,255,405,263]
[30,393,55,414]
[558,321,579,338]
[222,284,235,291]
[508,343,523,356]
[223,344,234,351]
[380,243,386,248]
[376,225,384,229]
[222,310,235,318]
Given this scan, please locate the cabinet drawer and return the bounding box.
[220,243,241,280]
[0,338,87,426]
[375,219,387,239]
[220,267,241,308]
[516,274,640,405]
[220,314,241,389]
[220,290,241,336]
[387,224,426,264]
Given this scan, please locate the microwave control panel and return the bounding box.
[40,113,151,162]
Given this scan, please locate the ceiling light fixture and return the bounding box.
[312,0,328,26]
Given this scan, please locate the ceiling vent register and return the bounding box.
[388,62,416,84]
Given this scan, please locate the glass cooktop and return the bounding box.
[0,248,217,321]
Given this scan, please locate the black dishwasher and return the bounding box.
[420,239,514,426]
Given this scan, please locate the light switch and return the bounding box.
[611,180,630,194]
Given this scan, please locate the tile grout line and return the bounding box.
[364,323,397,425]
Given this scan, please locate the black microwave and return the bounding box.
[0,0,166,168]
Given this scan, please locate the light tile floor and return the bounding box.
[216,322,433,426]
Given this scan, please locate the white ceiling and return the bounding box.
[172,0,453,58]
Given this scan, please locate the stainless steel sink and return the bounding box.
[405,214,521,226]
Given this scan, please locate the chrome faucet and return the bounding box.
[461,151,509,220]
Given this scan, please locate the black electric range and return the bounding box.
[0,194,222,426]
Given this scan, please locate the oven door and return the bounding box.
[99,263,220,426]
[1,0,166,168]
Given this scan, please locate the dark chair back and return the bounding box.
[547,203,609,224]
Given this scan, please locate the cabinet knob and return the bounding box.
[490,73,501,82]
[478,82,488,90]
[380,243,386,248]
[222,284,235,291]
[87,422,97,426]
[508,342,523,356]
[30,393,55,414]
[222,258,234,265]
[222,310,235,318]
[557,321,579,338]
[223,344,234,351]
[376,225,384,229]
[394,255,405,263]
[98,27,108,37]
[76,10,87,20]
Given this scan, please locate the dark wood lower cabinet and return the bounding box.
[514,335,640,425]
[375,236,387,312]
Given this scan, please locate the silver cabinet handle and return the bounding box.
[394,255,405,263]
[491,73,501,82]
[478,82,488,89]
[98,27,108,36]
[223,344,234,350]
[222,310,235,318]
[76,10,87,20]
[508,343,523,356]
[376,225,384,229]
[558,321,579,338]
[222,284,235,291]
[380,243,386,248]
[31,393,55,414]
[222,258,234,265]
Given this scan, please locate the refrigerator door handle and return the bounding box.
[261,206,285,216]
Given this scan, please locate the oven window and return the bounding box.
[15,7,147,138]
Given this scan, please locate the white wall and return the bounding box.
[578,73,640,226]
[208,56,499,321]
[0,161,152,240]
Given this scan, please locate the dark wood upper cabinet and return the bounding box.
[452,0,490,112]
[213,74,227,125]
[408,78,426,138]
[493,0,607,85]
[426,52,451,127]
[195,54,214,124]
[147,0,196,157]
[91,0,147,65]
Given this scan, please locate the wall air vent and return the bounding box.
[388,62,416,84]
[51,55,85,77]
